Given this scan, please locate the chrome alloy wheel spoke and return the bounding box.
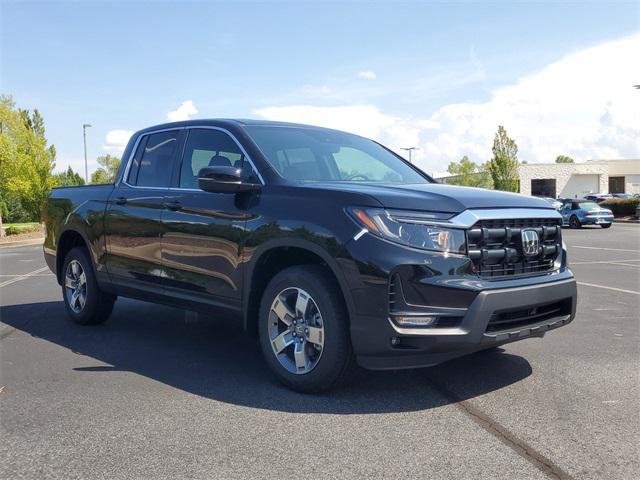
[268,287,325,375]
[65,260,87,314]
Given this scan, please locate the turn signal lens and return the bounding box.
[351,208,380,234]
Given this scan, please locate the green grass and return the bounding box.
[2,222,42,236]
[3,222,40,228]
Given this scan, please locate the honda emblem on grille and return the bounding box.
[521,229,540,257]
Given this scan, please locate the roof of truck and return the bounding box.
[136,118,338,134]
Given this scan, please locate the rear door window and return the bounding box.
[128,130,180,188]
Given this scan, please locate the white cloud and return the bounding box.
[253,104,421,157]
[103,129,133,154]
[254,34,640,175]
[421,34,640,169]
[167,100,198,122]
[358,70,377,80]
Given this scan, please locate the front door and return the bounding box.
[160,128,258,310]
[105,129,183,291]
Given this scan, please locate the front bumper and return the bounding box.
[352,276,576,370]
[340,225,576,371]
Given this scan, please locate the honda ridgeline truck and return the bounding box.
[44,119,577,392]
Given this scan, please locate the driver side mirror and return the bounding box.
[197,166,260,194]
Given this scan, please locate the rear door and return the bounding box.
[160,127,259,310]
[105,129,183,291]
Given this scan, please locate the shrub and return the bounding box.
[599,198,640,217]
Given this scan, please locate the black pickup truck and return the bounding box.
[44,119,577,392]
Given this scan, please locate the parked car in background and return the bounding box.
[541,197,562,210]
[611,193,633,199]
[560,199,613,228]
[584,194,613,203]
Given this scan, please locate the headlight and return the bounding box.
[347,207,466,254]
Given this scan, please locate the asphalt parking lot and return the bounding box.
[1,224,638,480]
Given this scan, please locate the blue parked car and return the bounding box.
[560,200,614,228]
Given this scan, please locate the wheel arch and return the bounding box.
[56,227,93,284]
[243,238,355,335]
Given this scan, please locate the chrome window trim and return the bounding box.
[120,125,265,190]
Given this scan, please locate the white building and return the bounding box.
[518,159,640,198]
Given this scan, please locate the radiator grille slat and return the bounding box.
[467,218,562,279]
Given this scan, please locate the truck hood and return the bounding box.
[300,182,553,213]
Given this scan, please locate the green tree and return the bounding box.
[0,95,56,221]
[487,125,519,192]
[446,156,493,188]
[555,155,574,163]
[54,166,85,187]
[90,154,120,184]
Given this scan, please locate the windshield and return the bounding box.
[244,126,431,184]
[578,202,600,210]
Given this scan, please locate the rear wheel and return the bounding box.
[569,215,581,229]
[258,265,355,392]
[62,247,116,325]
[601,223,612,228]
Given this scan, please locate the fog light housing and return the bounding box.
[391,315,437,327]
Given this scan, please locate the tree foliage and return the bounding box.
[54,166,85,187]
[90,154,121,184]
[0,95,56,222]
[555,155,574,163]
[487,125,519,192]
[446,155,493,188]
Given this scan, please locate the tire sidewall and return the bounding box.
[258,266,351,391]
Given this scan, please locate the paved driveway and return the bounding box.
[1,224,638,479]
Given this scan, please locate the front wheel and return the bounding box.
[601,223,612,228]
[62,247,116,325]
[258,265,355,392]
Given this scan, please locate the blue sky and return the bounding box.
[2,0,639,176]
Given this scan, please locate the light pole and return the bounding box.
[400,147,419,163]
[83,123,92,182]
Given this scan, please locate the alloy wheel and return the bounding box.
[268,287,325,374]
[65,260,87,313]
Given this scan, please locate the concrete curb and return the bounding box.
[613,218,640,224]
[0,237,44,249]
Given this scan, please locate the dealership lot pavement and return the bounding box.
[1,225,638,480]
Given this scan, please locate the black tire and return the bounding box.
[601,223,612,229]
[569,215,581,229]
[61,247,116,325]
[258,265,356,392]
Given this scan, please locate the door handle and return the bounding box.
[163,201,182,211]
[114,197,127,205]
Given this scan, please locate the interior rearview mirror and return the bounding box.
[197,166,260,194]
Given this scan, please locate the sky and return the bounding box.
[2,0,639,177]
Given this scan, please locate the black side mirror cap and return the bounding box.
[197,166,260,194]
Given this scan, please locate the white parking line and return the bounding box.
[0,273,54,277]
[569,245,640,253]
[577,282,640,296]
[570,259,640,265]
[609,262,640,269]
[0,267,51,288]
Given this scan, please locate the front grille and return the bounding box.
[486,299,572,333]
[467,218,562,279]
